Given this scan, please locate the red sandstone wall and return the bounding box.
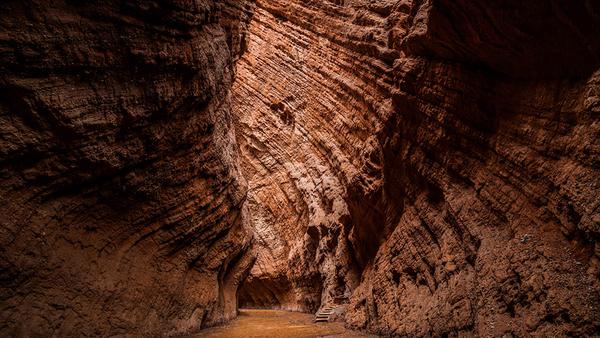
[233,0,600,336]
[0,1,255,336]
[1,0,598,336]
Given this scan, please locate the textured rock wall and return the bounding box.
[1,0,599,336]
[0,0,255,336]
[233,0,600,336]
[233,0,393,312]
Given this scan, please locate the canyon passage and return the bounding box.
[1,0,599,337]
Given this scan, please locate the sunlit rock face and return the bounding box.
[0,1,255,336]
[233,0,390,312]
[233,0,600,336]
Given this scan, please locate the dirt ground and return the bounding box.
[191,309,377,337]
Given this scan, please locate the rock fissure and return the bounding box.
[1,0,599,337]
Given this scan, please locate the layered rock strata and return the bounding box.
[1,0,599,337]
[233,0,600,336]
[0,1,255,336]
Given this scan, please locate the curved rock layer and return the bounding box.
[0,0,255,336]
[233,0,600,336]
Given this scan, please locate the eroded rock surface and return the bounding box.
[0,1,255,336]
[1,0,599,337]
[233,0,600,336]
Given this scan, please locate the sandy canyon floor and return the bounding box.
[192,309,377,338]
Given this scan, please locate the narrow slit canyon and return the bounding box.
[1,0,599,337]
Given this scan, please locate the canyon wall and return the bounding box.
[233,0,600,336]
[1,0,598,337]
[0,0,255,336]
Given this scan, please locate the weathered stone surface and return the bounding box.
[2,0,599,337]
[0,1,255,336]
[233,0,600,336]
